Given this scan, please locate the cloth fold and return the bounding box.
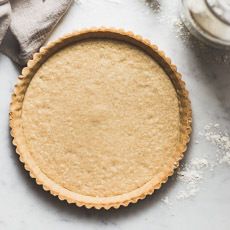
[0,0,73,65]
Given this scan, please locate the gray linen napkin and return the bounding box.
[0,0,73,66]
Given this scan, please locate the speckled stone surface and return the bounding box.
[0,0,230,229]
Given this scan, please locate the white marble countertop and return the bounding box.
[0,1,230,229]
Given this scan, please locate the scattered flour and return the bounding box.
[205,132,230,152]
[177,168,203,184]
[161,196,172,206]
[162,123,230,205]
[174,19,191,42]
[190,158,209,169]
[175,157,208,200]
[219,152,230,166]
[202,123,230,166]
[176,187,199,200]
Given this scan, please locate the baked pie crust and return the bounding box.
[10,28,192,209]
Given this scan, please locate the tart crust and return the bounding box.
[10,28,192,209]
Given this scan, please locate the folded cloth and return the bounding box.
[0,0,11,45]
[0,0,73,66]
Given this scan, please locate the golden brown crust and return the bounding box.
[10,28,192,209]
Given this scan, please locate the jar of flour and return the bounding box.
[181,0,230,48]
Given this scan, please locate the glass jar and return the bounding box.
[181,0,230,48]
